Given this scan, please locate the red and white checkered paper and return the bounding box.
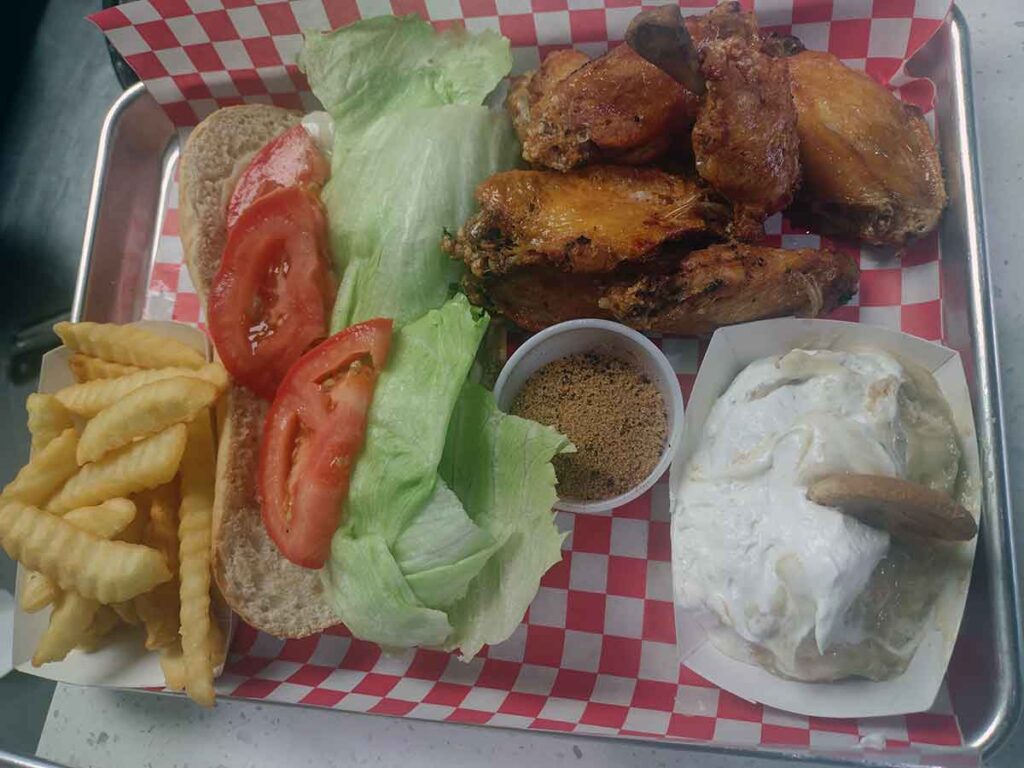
[92,0,971,763]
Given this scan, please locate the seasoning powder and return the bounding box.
[510,352,668,501]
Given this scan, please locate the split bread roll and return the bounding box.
[179,105,338,638]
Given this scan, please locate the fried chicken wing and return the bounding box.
[688,3,801,240]
[507,44,699,171]
[451,166,728,276]
[446,166,857,335]
[786,51,946,245]
[600,244,859,335]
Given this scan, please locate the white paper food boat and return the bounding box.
[9,321,232,687]
[668,318,981,719]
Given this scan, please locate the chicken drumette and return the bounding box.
[444,167,858,334]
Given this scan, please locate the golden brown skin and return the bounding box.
[787,51,946,246]
[600,243,859,336]
[451,166,728,277]
[691,3,801,241]
[446,166,857,335]
[507,45,700,172]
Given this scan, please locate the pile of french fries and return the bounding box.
[0,322,229,706]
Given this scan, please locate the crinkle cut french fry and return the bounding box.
[18,498,136,612]
[26,394,74,454]
[55,364,228,418]
[69,354,141,382]
[111,600,139,625]
[77,607,120,652]
[1,428,78,508]
[54,321,205,370]
[160,643,187,691]
[32,593,100,666]
[136,481,181,650]
[77,377,221,465]
[0,500,172,604]
[178,416,216,707]
[46,425,187,514]
[160,616,223,692]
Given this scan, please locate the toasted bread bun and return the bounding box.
[179,105,339,638]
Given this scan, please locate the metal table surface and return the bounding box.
[1,2,1022,767]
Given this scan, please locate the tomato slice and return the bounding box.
[209,186,336,400]
[259,318,393,569]
[226,124,330,229]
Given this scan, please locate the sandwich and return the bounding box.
[178,16,570,652]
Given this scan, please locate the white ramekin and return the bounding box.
[493,319,685,514]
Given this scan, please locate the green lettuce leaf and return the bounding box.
[300,15,518,329]
[345,294,487,545]
[395,479,501,609]
[325,105,520,330]
[321,298,570,656]
[323,534,452,649]
[299,15,512,159]
[440,383,573,659]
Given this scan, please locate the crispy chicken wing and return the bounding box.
[688,3,801,240]
[451,166,728,276]
[506,44,699,171]
[786,51,946,245]
[600,243,859,335]
[446,166,857,335]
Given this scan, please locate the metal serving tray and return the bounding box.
[31,6,1019,767]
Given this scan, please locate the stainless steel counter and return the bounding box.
[1,1,1022,766]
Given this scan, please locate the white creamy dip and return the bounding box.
[673,349,960,681]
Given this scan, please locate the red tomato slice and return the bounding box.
[209,186,336,400]
[226,124,330,229]
[259,318,393,569]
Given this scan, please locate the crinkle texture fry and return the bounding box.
[18,498,136,612]
[178,417,217,706]
[77,607,120,652]
[0,500,172,604]
[47,425,187,514]
[33,593,101,666]
[26,395,74,454]
[69,354,142,382]
[2,428,79,508]
[54,321,205,370]
[77,377,221,464]
[136,481,182,650]
[55,364,228,418]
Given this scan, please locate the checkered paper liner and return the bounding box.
[93,0,971,762]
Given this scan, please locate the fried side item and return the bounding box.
[47,425,187,514]
[0,500,172,604]
[77,377,220,464]
[55,364,228,418]
[33,593,102,666]
[690,4,800,240]
[600,243,859,335]
[77,607,121,652]
[19,499,137,613]
[2,427,80,508]
[135,481,182,650]
[787,51,946,245]
[26,394,74,455]
[54,322,205,370]
[507,44,699,171]
[450,166,728,278]
[178,416,217,707]
[69,355,142,382]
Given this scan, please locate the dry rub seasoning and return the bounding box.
[510,352,667,501]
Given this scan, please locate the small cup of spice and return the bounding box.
[495,320,684,513]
